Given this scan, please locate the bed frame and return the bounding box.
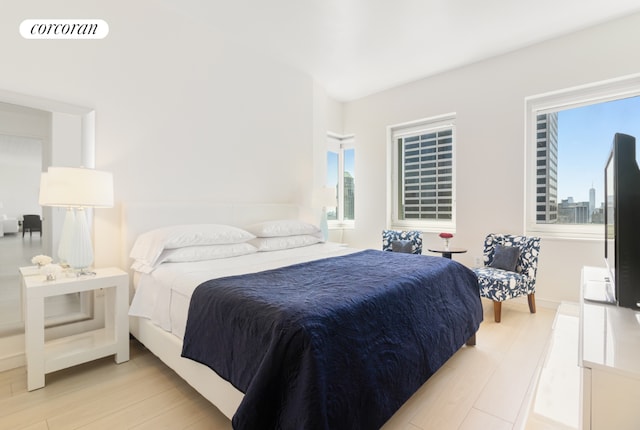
[123,202,302,419]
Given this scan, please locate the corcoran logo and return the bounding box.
[20,19,109,39]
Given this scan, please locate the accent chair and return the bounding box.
[22,214,42,238]
[473,233,541,322]
[382,229,423,254]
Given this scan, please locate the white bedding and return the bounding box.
[129,242,357,339]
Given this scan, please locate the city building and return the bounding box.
[343,172,355,220]
[559,198,590,224]
[535,113,558,223]
[589,185,596,222]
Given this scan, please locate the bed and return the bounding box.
[124,202,483,430]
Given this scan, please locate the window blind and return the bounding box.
[400,128,453,220]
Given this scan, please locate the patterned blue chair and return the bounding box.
[473,234,541,322]
[382,230,422,254]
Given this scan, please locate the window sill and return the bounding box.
[526,224,602,241]
[328,221,355,230]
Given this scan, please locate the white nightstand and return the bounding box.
[21,267,129,391]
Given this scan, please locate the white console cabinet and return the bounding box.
[580,266,640,430]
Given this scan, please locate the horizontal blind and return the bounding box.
[400,128,453,220]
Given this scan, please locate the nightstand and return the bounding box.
[21,267,129,391]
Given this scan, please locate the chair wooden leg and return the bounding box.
[493,300,502,323]
[528,293,536,314]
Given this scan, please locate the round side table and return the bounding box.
[427,247,467,259]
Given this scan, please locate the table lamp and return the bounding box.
[39,167,114,273]
[312,187,337,241]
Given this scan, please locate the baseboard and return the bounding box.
[0,333,25,372]
[506,295,560,310]
[534,297,560,310]
[0,353,24,373]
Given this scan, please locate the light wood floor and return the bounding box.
[0,300,557,430]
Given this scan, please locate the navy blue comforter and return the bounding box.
[181,249,482,430]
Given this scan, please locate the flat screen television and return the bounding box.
[604,132,640,310]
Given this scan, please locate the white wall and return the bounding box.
[0,1,339,267]
[0,103,50,219]
[342,12,640,304]
[0,135,42,219]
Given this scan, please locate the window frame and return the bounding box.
[387,113,457,233]
[326,132,355,229]
[525,73,640,239]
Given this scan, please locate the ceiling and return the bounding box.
[171,0,640,101]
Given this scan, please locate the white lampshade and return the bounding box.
[39,167,113,208]
[38,166,114,271]
[312,187,337,208]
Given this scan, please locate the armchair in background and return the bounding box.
[22,214,42,238]
[473,233,541,322]
[382,229,423,254]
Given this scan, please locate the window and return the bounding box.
[388,114,456,232]
[326,133,355,227]
[525,74,640,238]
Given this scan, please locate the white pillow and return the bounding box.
[129,224,255,269]
[250,235,322,252]
[162,243,257,263]
[131,242,258,273]
[245,219,321,238]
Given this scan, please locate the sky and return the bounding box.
[557,96,640,206]
[326,148,355,190]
